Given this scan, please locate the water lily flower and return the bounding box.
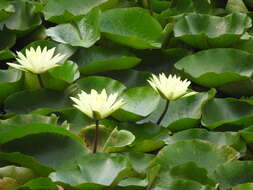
[148,73,191,101]
[7,46,65,74]
[71,89,125,120]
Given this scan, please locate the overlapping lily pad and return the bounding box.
[174,13,251,49]
[202,98,253,129]
[100,7,163,49]
[46,9,101,48]
[175,48,253,96]
[71,46,141,75]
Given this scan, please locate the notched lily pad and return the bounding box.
[202,98,253,129]
[46,9,101,48]
[174,13,251,49]
[175,48,253,96]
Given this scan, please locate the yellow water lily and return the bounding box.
[148,73,191,100]
[7,46,65,74]
[71,89,125,120]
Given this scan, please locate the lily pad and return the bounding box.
[76,76,126,95]
[201,98,253,129]
[153,139,239,172]
[213,161,253,190]
[100,7,163,49]
[0,1,41,31]
[43,0,110,23]
[4,89,71,114]
[175,48,253,96]
[0,123,88,170]
[71,46,141,75]
[112,86,160,122]
[174,13,251,49]
[0,69,23,103]
[46,9,101,48]
[165,128,246,154]
[103,128,135,152]
[50,153,131,189]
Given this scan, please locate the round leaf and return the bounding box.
[100,7,163,49]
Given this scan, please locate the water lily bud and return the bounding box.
[7,46,65,74]
[71,89,125,120]
[148,73,191,100]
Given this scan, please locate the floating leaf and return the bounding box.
[0,123,88,170]
[153,140,239,172]
[71,46,141,75]
[50,153,131,188]
[202,98,253,129]
[76,76,126,95]
[103,128,135,152]
[100,7,163,49]
[0,165,36,184]
[112,87,160,121]
[175,48,253,96]
[171,0,213,14]
[0,69,23,103]
[174,13,251,49]
[43,0,109,23]
[5,89,71,114]
[165,128,246,154]
[213,161,253,190]
[46,9,101,48]
[0,0,15,22]
[0,1,41,31]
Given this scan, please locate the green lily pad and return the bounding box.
[4,89,71,114]
[100,7,163,49]
[0,165,36,184]
[76,76,126,95]
[175,48,253,96]
[213,161,253,190]
[46,9,101,48]
[118,122,169,152]
[232,183,253,190]
[0,0,15,22]
[112,86,160,122]
[174,13,251,49]
[152,162,216,190]
[142,90,215,131]
[171,0,213,14]
[202,98,253,129]
[0,114,58,126]
[165,128,246,154]
[19,178,57,190]
[0,49,15,60]
[0,123,88,170]
[0,29,15,51]
[43,0,110,23]
[153,139,239,172]
[40,61,80,90]
[0,1,41,31]
[71,46,141,75]
[103,128,135,152]
[50,153,131,189]
[0,69,23,103]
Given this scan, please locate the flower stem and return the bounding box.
[37,74,44,88]
[147,0,153,15]
[92,120,100,153]
[157,100,169,125]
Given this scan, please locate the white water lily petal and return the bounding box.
[148,73,191,100]
[70,89,125,120]
[7,46,65,74]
